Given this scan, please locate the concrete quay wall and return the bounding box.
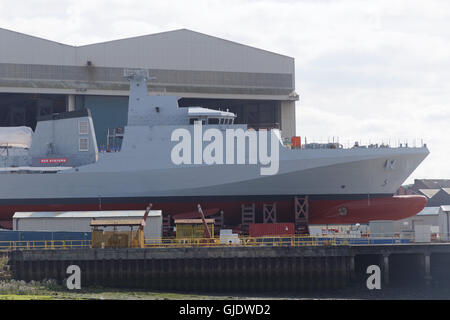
[8,244,450,291]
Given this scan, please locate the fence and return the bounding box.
[143,235,413,248]
[0,240,92,251]
[3,232,448,252]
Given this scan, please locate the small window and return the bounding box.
[208,118,219,124]
[189,118,198,125]
[78,120,89,135]
[79,137,89,152]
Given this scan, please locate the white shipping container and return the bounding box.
[12,210,163,240]
[369,220,395,238]
[414,224,431,243]
[220,235,240,244]
[220,229,240,244]
[439,207,450,241]
[220,229,233,235]
[309,226,322,237]
[349,230,361,238]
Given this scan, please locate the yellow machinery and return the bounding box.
[175,219,215,239]
[90,219,145,248]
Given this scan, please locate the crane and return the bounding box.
[197,204,212,238]
[139,203,153,231]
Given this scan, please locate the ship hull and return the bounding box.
[0,194,427,229]
[0,145,429,229]
[0,146,429,198]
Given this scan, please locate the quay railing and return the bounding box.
[1,236,336,251]
[1,232,446,251]
[143,234,414,248]
[0,240,91,252]
[144,236,338,248]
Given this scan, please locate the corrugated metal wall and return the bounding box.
[0,29,295,98]
[0,29,294,74]
[13,216,162,239]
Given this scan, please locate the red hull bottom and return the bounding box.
[0,195,427,230]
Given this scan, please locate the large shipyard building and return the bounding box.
[0,28,298,148]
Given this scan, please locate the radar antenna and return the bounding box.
[123,68,156,81]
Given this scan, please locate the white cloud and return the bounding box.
[0,0,449,184]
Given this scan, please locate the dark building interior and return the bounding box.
[179,98,281,130]
[0,93,67,130]
[0,94,283,150]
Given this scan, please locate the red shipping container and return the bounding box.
[249,223,295,237]
[291,136,301,148]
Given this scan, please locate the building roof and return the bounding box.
[12,210,162,219]
[175,219,215,224]
[0,28,295,99]
[414,179,450,189]
[90,219,144,227]
[417,207,440,216]
[0,28,294,73]
[0,27,293,58]
[418,189,441,198]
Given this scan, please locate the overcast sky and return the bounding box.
[0,0,448,184]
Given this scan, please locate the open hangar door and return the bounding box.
[0,93,67,130]
[178,98,281,130]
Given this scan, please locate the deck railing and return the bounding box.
[285,137,427,150]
